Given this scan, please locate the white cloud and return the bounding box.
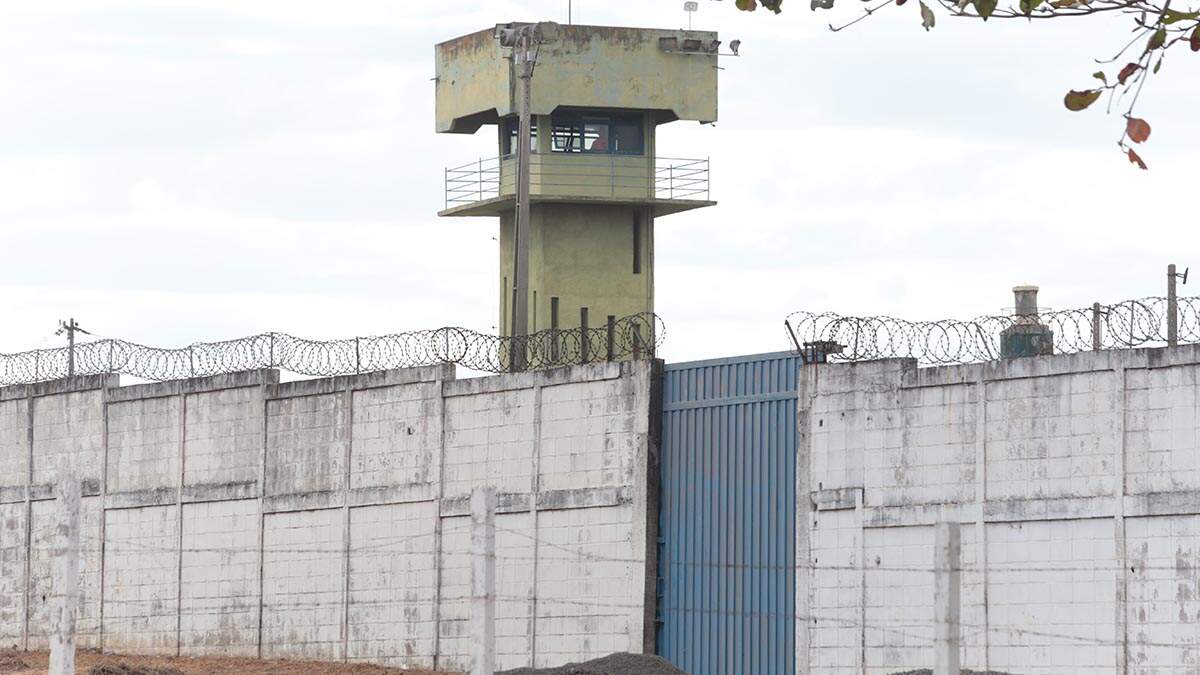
[1,0,1197,367]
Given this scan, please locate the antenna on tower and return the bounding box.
[684,2,699,30]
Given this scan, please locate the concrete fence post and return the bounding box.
[471,486,497,675]
[934,521,961,675]
[49,479,81,675]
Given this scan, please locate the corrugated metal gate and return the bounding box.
[656,352,800,675]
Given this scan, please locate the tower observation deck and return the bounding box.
[435,23,720,346]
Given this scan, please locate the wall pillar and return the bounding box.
[934,521,961,675]
[49,480,81,675]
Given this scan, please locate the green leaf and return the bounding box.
[736,0,758,10]
[1191,25,1200,51]
[1161,9,1199,24]
[974,0,998,18]
[1092,71,1107,84]
[1019,0,1040,15]
[920,1,936,29]
[1063,89,1102,111]
[1148,27,1167,51]
[1153,56,1163,73]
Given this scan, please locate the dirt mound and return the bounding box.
[499,652,685,675]
[90,664,184,675]
[0,656,30,673]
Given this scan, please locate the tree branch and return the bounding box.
[829,0,898,32]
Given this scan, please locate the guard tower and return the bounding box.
[435,23,719,349]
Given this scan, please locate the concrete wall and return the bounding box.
[435,25,718,134]
[0,361,659,670]
[798,345,1200,675]
[499,203,655,337]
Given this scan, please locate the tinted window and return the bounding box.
[503,117,537,156]
[550,112,643,155]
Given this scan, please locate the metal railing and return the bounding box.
[785,296,1200,366]
[0,314,665,385]
[444,154,710,209]
[445,156,503,207]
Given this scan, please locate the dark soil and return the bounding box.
[3,650,448,674]
[498,652,685,675]
[0,657,30,674]
[90,665,184,675]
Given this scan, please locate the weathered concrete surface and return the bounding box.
[435,24,718,134]
[799,344,1200,675]
[0,361,659,672]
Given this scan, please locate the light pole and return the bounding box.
[495,22,558,371]
[55,318,91,378]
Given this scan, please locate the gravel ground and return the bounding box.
[498,653,685,675]
[0,650,450,675]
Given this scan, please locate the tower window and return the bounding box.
[551,112,643,155]
[503,117,538,156]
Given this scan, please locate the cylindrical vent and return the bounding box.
[1013,285,1039,317]
[1001,284,1053,359]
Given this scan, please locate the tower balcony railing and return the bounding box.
[443,154,710,211]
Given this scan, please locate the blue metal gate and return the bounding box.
[656,352,800,675]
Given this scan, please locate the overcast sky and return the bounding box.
[2,0,1198,366]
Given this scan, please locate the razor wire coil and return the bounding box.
[785,296,1200,365]
[0,313,664,385]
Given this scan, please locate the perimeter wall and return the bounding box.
[0,361,660,671]
[799,345,1200,675]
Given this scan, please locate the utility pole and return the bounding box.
[56,318,91,378]
[511,28,534,372]
[495,22,558,371]
[1167,264,1187,347]
[470,487,497,675]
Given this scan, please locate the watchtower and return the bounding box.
[435,23,719,347]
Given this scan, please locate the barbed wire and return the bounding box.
[0,313,664,385]
[785,296,1200,365]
